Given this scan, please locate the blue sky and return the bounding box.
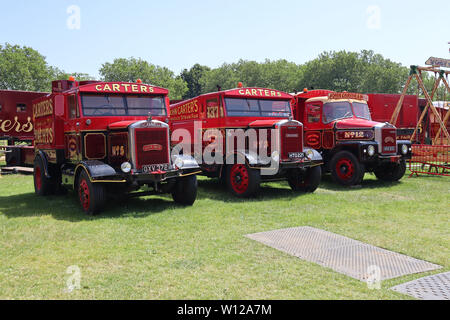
[1,0,448,78]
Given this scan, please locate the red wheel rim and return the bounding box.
[78,179,90,211]
[230,164,249,194]
[35,166,42,191]
[335,158,355,180]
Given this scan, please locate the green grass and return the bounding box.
[0,172,448,300]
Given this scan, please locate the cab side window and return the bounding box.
[306,103,321,123]
[68,95,79,119]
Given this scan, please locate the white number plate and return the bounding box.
[288,152,304,159]
[142,163,170,173]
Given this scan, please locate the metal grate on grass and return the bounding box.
[246,226,441,281]
[391,271,450,300]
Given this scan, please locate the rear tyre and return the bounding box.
[288,165,322,193]
[226,164,260,197]
[330,151,365,186]
[374,159,406,182]
[77,170,106,215]
[33,157,56,196]
[172,175,198,206]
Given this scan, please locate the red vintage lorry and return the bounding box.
[170,86,323,197]
[366,93,449,144]
[292,90,412,186]
[2,79,200,214]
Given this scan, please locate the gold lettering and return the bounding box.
[103,84,112,91]
[95,85,102,91]
[131,85,139,92]
[121,84,131,92]
[112,84,120,92]
[140,85,148,93]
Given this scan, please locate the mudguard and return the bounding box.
[303,147,323,162]
[171,154,200,170]
[75,160,120,181]
[35,150,51,178]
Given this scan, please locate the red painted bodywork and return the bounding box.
[33,80,170,153]
[0,90,48,141]
[170,87,293,135]
[170,87,305,176]
[292,90,403,161]
[366,93,450,143]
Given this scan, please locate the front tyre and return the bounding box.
[33,157,56,196]
[288,165,322,193]
[172,175,198,206]
[374,159,406,182]
[226,164,260,197]
[330,151,365,186]
[77,171,106,215]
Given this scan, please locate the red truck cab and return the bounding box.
[170,87,323,197]
[292,90,412,186]
[31,79,200,214]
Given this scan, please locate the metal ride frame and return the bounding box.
[390,65,450,177]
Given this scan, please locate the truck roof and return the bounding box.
[171,87,293,108]
[50,79,169,95]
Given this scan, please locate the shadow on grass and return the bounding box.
[196,177,305,203]
[318,174,402,192]
[0,191,185,222]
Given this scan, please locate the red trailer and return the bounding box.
[366,93,450,144]
[0,90,48,167]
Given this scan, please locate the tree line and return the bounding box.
[0,42,446,100]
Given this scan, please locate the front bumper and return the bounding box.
[359,140,412,163]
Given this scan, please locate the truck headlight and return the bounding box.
[367,145,375,157]
[271,151,280,163]
[121,162,132,173]
[174,157,184,169]
[305,149,314,159]
[401,144,408,155]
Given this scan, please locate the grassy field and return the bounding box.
[0,171,448,300]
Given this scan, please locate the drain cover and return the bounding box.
[246,227,441,281]
[391,272,450,300]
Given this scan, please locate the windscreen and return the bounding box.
[81,94,167,117]
[224,98,291,118]
[323,102,353,123]
[352,102,372,120]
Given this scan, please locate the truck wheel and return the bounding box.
[226,164,260,197]
[330,151,365,186]
[172,175,198,206]
[374,159,406,182]
[77,171,106,215]
[33,157,55,196]
[288,165,322,193]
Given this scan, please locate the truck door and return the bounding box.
[64,94,82,162]
[304,102,323,149]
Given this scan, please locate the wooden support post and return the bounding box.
[433,76,450,144]
[410,76,440,142]
[415,74,450,142]
[390,75,412,126]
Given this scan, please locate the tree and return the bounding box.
[200,59,303,94]
[52,69,94,82]
[99,57,187,100]
[180,64,210,99]
[0,43,54,91]
[297,50,410,94]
